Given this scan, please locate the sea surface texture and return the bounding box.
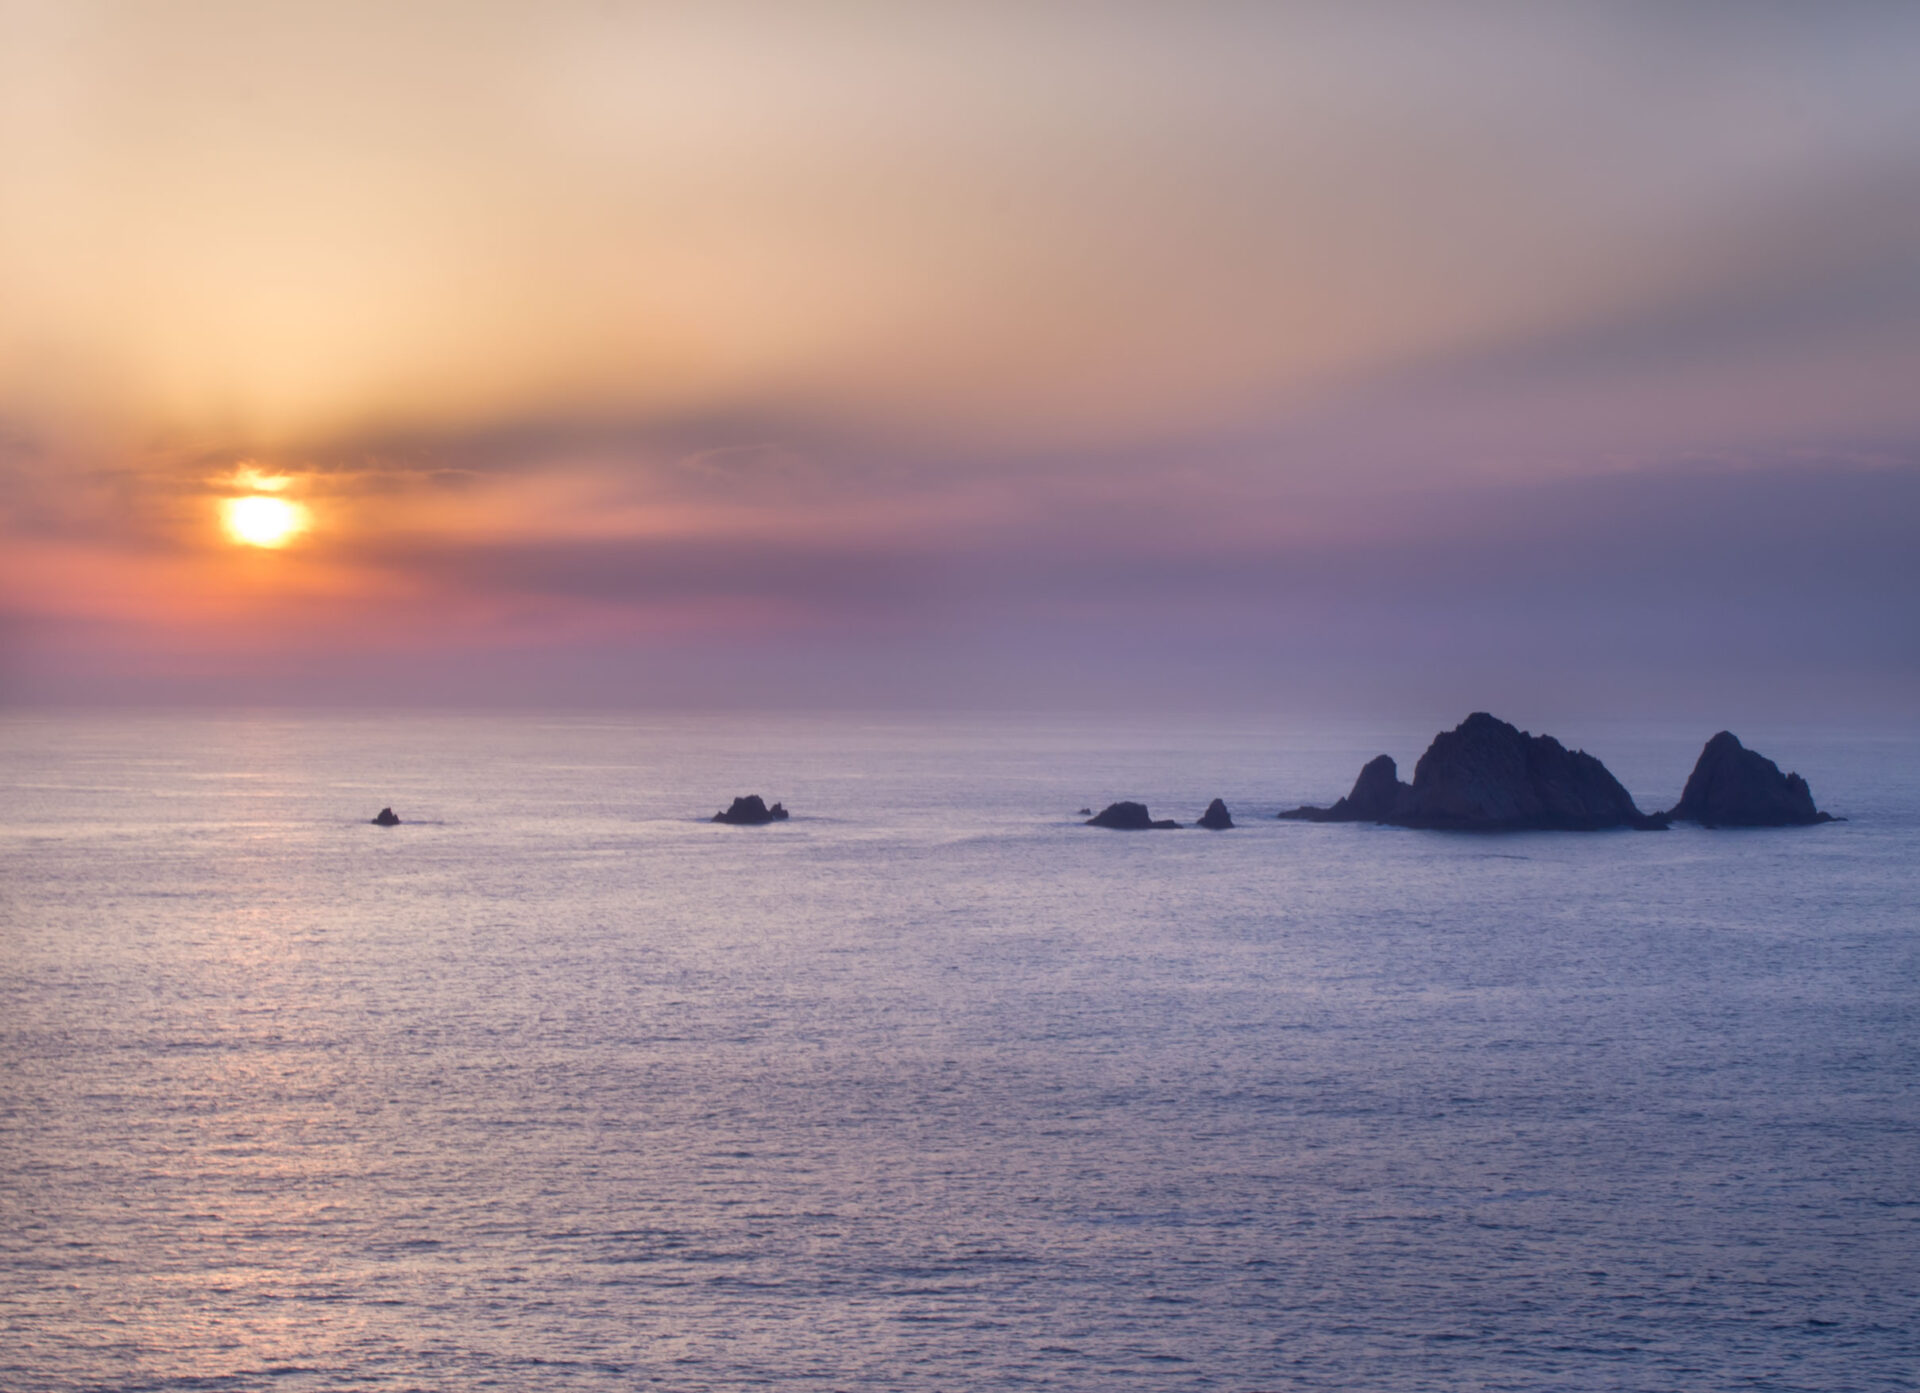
[2,713,1916,1391]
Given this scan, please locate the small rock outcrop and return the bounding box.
[371,807,400,826]
[1665,732,1836,826]
[1196,799,1234,830]
[1279,713,1667,831]
[1279,754,1403,823]
[1086,801,1180,830]
[713,795,789,825]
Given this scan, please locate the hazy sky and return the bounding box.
[4,1,1918,715]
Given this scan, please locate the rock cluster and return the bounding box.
[713,795,789,825]
[366,722,1840,842]
[1665,732,1835,826]
[1279,713,1668,831]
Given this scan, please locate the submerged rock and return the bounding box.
[1086,801,1180,830]
[371,807,400,826]
[1665,732,1836,827]
[1279,713,1667,831]
[713,795,790,825]
[1196,798,1234,830]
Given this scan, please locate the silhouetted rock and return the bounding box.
[1342,754,1406,820]
[1279,754,1406,822]
[1075,807,1093,816]
[1279,713,1667,831]
[1086,801,1180,830]
[713,795,789,825]
[1665,732,1836,827]
[1196,798,1234,829]
[371,807,400,826]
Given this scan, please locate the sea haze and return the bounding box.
[2,713,1916,1391]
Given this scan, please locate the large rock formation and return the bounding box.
[371,807,401,826]
[1086,801,1181,830]
[1279,713,1667,831]
[1196,798,1234,830]
[1665,732,1836,826]
[713,795,789,825]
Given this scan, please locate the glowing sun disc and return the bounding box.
[222,495,308,547]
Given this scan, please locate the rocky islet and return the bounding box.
[1665,731,1836,826]
[1086,801,1181,830]
[713,795,790,825]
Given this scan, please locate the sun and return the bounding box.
[222,494,309,548]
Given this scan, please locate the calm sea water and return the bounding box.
[2,712,1916,1392]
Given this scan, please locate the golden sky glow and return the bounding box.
[9,2,1917,454]
[3,3,1919,711]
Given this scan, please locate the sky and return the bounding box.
[3,1,1918,717]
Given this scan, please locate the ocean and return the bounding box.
[2,712,1916,1391]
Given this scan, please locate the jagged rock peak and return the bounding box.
[1666,731,1835,827]
[1341,754,1406,820]
[1196,799,1234,830]
[1404,712,1664,831]
[371,807,400,826]
[1278,754,1409,823]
